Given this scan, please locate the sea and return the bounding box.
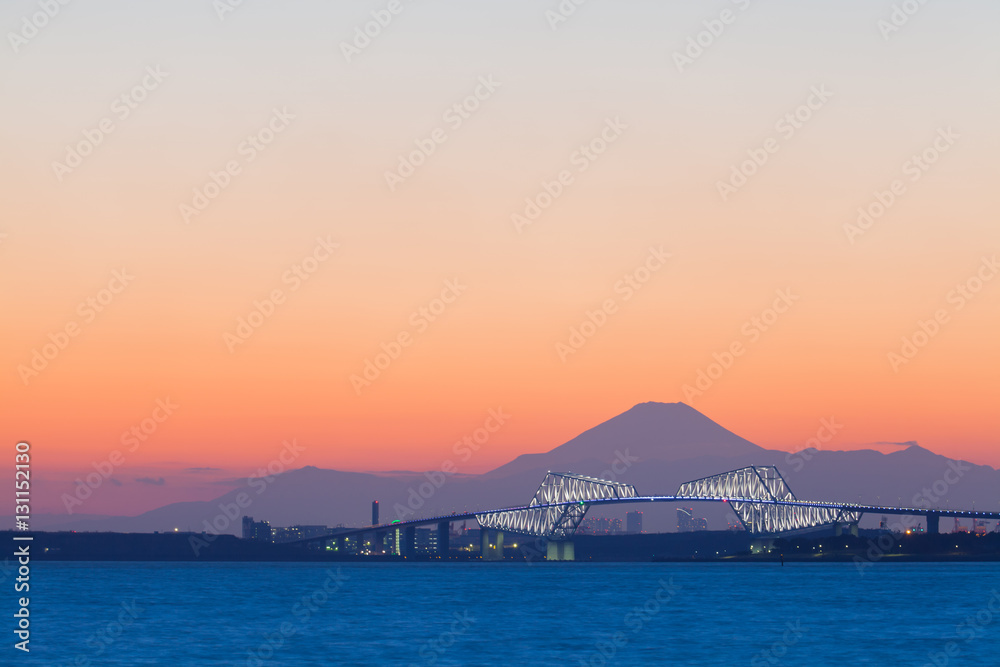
[21,561,1000,666]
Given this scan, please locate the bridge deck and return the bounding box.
[289,496,1000,545]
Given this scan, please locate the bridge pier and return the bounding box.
[834,523,859,537]
[927,514,939,534]
[402,526,416,556]
[437,522,450,556]
[546,540,575,561]
[481,529,504,560]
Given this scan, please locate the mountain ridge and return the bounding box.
[20,402,999,534]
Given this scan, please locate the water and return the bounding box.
[23,562,1000,665]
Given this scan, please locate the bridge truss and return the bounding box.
[675,465,862,533]
[476,472,637,539]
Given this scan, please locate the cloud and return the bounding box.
[109,477,123,486]
[135,476,166,486]
[872,441,918,447]
[185,467,223,473]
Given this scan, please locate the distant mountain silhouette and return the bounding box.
[24,402,1000,535]
[486,402,764,478]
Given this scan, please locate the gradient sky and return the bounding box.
[2,0,998,515]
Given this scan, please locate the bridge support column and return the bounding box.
[927,514,939,534]
[481,529,503,560]
[437,522,450,556]
[834,523,843,537]
[850,523,859,537]
[546,540,575,561]
[403,526,416,556]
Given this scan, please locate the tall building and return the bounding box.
[372,500,379,526]
[242,516,271,542]
[578,517,623,535]
[677,508,708,532]
[626,511,643,534]
[415,527,439,554]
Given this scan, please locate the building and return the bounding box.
[677,508,708,532]
[271,525,329,543]
[242,516,271,542]
[578,517,623,535]
[415,527,439,554]
[626,511,643,534]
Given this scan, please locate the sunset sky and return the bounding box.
[2,0,997,515]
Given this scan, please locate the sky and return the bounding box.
[1,0,998,515]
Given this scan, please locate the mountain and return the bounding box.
[485,401,765,478]
[24,402,1000,535]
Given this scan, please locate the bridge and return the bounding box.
[291,466,1000,561]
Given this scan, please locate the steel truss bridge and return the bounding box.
[292,466,1000,560]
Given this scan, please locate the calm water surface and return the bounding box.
[22,562,1000,665]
